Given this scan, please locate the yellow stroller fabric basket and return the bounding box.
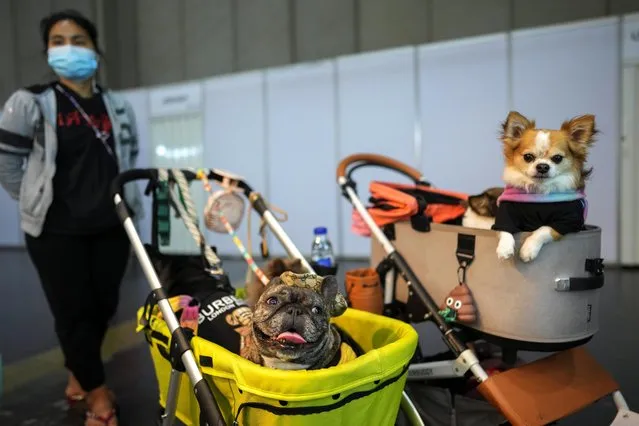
[137,306,418,426]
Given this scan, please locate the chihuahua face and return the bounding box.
[500,111,597,194]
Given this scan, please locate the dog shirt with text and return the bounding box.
[491,186,587,235]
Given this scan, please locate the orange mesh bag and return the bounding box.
[345,268,384,315]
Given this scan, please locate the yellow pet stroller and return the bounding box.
[110,168,421,426]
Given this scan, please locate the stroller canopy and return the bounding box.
[352,181,469,236]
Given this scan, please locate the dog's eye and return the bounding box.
[523,153,535,163]
[550,155,563,164]
[266,297,278,305]
[311,306,322,314]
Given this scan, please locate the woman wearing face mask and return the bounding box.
[0,9,142,426]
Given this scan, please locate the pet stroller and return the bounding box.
[111,167,422,426]
[336,153,639,426]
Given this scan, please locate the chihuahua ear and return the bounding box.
[501,111,535,148]
[561,115,597,155]
[320,275,338,305]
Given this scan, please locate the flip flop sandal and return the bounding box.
[66,393,87,409]
[86,408,117,426]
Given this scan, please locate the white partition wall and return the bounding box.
[336,47,419,257]
[119,88,152,244]
[100,15,626,262]
[265,61,339,257]
[621,13,639,265]
[511,17,621,262]
[149,82,205,255]
[203,71,267,257]
[419,34,509,193]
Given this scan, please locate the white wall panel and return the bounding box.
[148,83,205,255]
[622,13,639,64]
[265,61,338,257]
[119,89,152,244]
[203,71,267,257]
[419,34,509,194]
[511,18,621,262]
[336,47,418,257]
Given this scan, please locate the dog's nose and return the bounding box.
[287,306,303,316]
[536,163,550,174]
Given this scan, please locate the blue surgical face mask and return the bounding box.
[47,45,98,81]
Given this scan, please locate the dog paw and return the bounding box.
[496,233,515,260]
[519,239,541,262]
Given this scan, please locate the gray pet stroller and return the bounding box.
[335,153,639,426]
[110,167,425,426]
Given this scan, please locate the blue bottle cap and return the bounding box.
[313,227,327,235]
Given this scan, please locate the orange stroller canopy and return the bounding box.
[352,181,469,236]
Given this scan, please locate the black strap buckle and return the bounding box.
[410,195,431,232]
[585,258,604,275]
[456,234,476,285]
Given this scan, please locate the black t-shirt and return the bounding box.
[194,290,250,355]
[491,200,586,236]
[44,82,120,234]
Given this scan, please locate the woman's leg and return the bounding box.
[89,226,130,343]
[83,226,130,424]
[24,233,96,399]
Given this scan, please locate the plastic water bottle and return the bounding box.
[311,227,335,267]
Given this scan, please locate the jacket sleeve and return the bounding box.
[0,90,40,200]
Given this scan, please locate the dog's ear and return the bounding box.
[289,258,306,273]
[320,276,338,306]
[266,258,286,277]
[561,114,597,157]
[469,187,503,217]
[501,111,535,148]
[485,187,504,199]
[468,194,488,216]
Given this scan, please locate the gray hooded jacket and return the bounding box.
[0,85,143,237]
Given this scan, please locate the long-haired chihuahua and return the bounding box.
[492,111,597,262]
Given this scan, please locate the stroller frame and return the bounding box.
[111,168,424,426]
[336,153,635,425]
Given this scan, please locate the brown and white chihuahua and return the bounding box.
[493,111,596,262]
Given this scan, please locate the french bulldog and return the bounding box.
[244,272,349,370]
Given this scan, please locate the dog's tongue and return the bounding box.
[276,331,307,344]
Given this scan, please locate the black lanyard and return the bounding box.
[55,84,115,159]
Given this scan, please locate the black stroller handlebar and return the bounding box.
[336,153,430,186]
[110,168,255,200]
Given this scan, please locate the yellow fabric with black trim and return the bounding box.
[136,307,418,426]
[337,341,358,365]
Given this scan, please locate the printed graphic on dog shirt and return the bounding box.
[225,306,257,360]
[195,291,251,355]
[198,294,245,323]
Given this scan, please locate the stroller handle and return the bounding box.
[336,153,427,184]
[110,168,255,200]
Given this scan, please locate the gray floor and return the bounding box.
[0,249,637,425]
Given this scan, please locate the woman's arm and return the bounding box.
[0,90,40,200]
